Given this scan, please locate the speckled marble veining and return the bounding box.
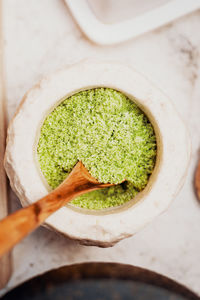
[1,0,200,296]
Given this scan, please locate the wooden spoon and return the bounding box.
[0,162,114,258]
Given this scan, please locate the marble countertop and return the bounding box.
[1,0,200,296]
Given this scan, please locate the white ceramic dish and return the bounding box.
[4,60,191,247]
[65,0,200,45]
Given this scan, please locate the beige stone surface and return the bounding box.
[1,0,200,296]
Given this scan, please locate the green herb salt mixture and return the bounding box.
[37,88,157,210]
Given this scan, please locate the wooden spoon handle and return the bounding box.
[0,161,111,258]
[0,195,66,258]
[0,170,79,257]
[0,162,106,258]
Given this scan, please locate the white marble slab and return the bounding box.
[1,0,200,296]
